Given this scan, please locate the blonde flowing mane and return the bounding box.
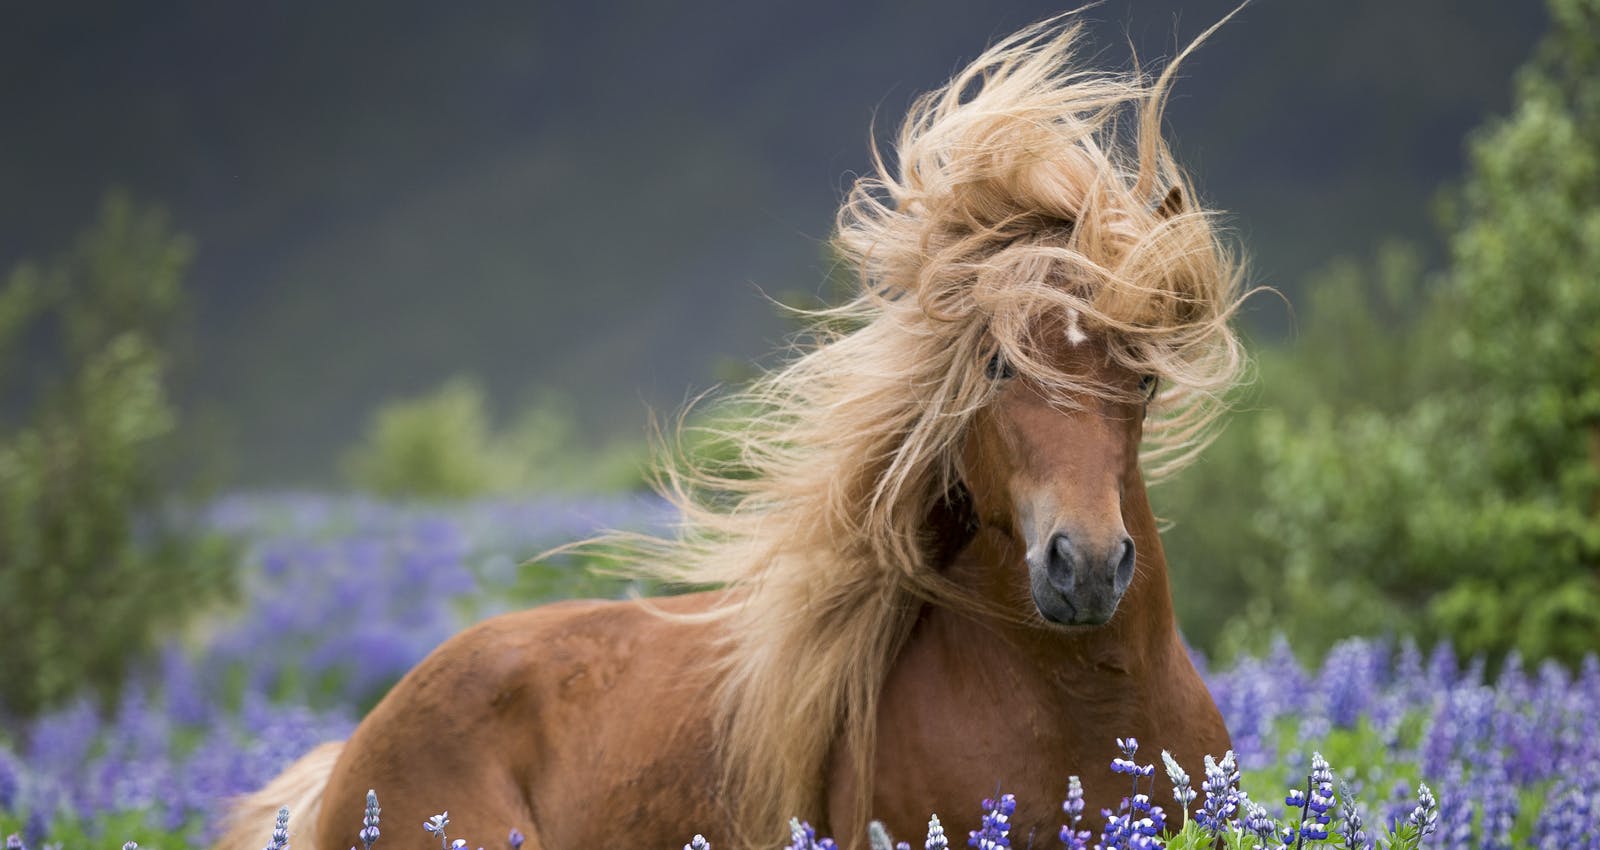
[608,15,1247,847]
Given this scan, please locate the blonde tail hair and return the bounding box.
[215,742,344,850]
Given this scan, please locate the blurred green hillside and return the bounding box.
[0,1,1547,484]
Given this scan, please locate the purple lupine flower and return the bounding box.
[1240,798,1278,845]
[0,749,19,811]
[1127,793,1167,839]
[1096,810,1133,850]
[786,818,836,850]
[123,843,138,850]
[1206,660,1270,768]
[1273,755,1337,845]
[160,642,212,727]
[1407,784,1437,839]
[1111,740,1157,782]
[1477,759,1519,850]
[266,806,290,850]
[424,813,450,850]
[926,814,948,850]
[1265,636,1309,712]
[360,789,380,850]
[1530,780,1596,850]
[6,834,24,850]
[1316,641,1381,729]
[968,794,1015,850]
[1434,784,1474,850]
[509,829,525,850]
[1194,751,1241,835]
[1060,777,1090,850]
[785,819,809,850]
[683,835,709,850]
[1307,753,1337,827]
[1160,751,1195,824]
[1278,754,1336,846]
[1335,782,1369,850]
[1426,641,1458,692]
[1282,780,1313,847]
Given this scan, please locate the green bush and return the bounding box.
[342,377,645,498]
[0,192,232,717]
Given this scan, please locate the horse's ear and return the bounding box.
[1156,185,1184,219]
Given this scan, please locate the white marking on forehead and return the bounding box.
[1065,308,1088,346]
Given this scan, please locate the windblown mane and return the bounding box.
[608,15,1247,847]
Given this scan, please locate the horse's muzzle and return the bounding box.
[1028,531,1135,626]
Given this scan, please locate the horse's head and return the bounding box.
[959,315,1156,627]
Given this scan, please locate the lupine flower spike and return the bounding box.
[1111,737,1157,817]
[1407,784,1437,839]
[1099,743,1168,850]
[786,818,837,850]
[5,836,21,850]
[1240,799,1278,846]
[1303,753,1336,842]
[1336,781,1369,850]
[360,790,381,850]
[1059,776,1090,850]
[683,836,710,850]
[1195,751,1241,836]
[869,821,895,850]
[424,813,450,850]
[1160,751,1195,824]
[1283,751,1337,847]
[968,794,1015,850]
[267,807,291,850]
[925,814,948,850]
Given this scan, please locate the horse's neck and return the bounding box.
[938,471,1177,676]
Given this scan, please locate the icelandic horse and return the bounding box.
[221,15,1248,850]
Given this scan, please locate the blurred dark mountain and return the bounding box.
[0,1,1547,484]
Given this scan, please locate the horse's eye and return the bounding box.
[1139,374,1158,401]
[986,353,1015,381]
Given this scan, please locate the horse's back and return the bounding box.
[316,593,729,850]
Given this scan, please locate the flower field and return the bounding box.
[0,495,1595,850]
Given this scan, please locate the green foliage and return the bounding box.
[342,377,646,498]
[1166,0,1600,664]
[342,377,505,499]
[0,192,231,717]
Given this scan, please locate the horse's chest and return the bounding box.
[835,637,1149,842]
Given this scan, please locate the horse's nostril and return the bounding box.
[1050,532,1073,562]
[1112,536,1136,593]
[1047,532,1076,590]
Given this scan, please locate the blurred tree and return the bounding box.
[1179,0,1600,664]
[1421,0,1600,661]
[1162,244,1458,657]
[342,376,505,499]
[0,192,231,717]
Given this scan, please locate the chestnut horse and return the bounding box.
[222,17,1247,850]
